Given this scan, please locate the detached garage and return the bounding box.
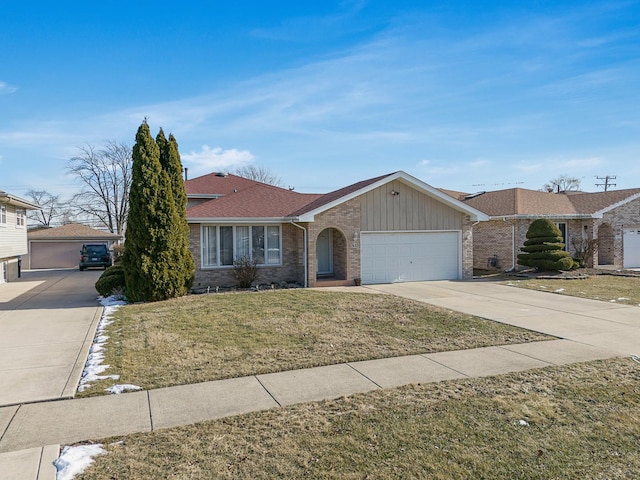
[27,224,121,269]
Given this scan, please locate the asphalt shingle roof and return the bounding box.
[186,172,396,219]
[28,223,121,239]
[461,187,640,217]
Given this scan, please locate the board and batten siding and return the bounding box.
[360,180,463,232]
[0,204,28,259]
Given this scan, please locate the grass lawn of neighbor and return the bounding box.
[504,274,640,306]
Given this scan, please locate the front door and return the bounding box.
[316,229,333,276]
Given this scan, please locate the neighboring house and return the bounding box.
[456,187,640,271]
[186,171,488,289]
[0,190,40,282]
[26,223,121,269]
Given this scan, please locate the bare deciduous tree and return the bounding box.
[543,175,581,193]
[234,165,283,187]
[67,141,132,235]
[24,189,70,227]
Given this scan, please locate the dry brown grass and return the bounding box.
[79,358,640,479]
[504,274,640,306]
[81,290,551,395]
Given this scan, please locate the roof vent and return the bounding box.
[464,191,486,200]
[215,172,229,177]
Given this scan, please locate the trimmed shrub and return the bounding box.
[517,219,574,271]
[95,265,126,297]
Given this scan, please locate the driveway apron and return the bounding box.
[0,269,103,407]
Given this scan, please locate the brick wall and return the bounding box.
[189,223,305,289]
[472,220,515,271]
[306,199,361,287]
[598,196,640,268]
[473,218,594,271]
[461,215,474,279]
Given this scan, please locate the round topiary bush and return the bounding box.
[95,264,126,297]
[517,219,575,271]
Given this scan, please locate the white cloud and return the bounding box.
[182,145,255,176]
[556,157,603,169]
[514,162,544,173]
[0,81,17,95]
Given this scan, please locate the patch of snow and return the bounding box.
[618,297,630,301]
[517,419,529,426]
[77,295,127,393]
[553,288,565,293]
[610,299,617,303]
[106,384,142,394]
[54,444,105,480]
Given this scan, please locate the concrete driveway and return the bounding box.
[365,280,640,357]
[0,269,103,406]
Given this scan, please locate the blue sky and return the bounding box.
[1,0,639,197]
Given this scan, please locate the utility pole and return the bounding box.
[595,175,616,192]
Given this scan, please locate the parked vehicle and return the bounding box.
[79,244,112,270]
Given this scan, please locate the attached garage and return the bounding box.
[361,231,461,284]
[27,224,121,270]
[623,228,640,269]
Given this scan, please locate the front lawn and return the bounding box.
[79,358,640,479]
[81,290,551,395]
[504,274,640,306]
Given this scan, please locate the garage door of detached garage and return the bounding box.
[361,231,461,285]
[624,228,640,269]
[30,241,87,269]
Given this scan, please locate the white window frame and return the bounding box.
[201,224,282,268]
[0,204,6,226]
[16,208,26,228]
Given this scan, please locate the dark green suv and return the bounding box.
[79,244,112,270]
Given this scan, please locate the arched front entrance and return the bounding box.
[597,223,615,265]
[316,228,347,280]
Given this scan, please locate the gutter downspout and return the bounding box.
[290,221,308,288]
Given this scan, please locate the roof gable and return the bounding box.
[293,171,488,221]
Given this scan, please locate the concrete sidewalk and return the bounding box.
[0,338,614,456]
[1,279,636,478]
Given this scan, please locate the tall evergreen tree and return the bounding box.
[157,129,194,292]
[123,121,161,301]
[123,121,190,301]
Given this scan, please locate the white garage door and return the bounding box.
[623,228,640,268]
[361,231,460,285]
